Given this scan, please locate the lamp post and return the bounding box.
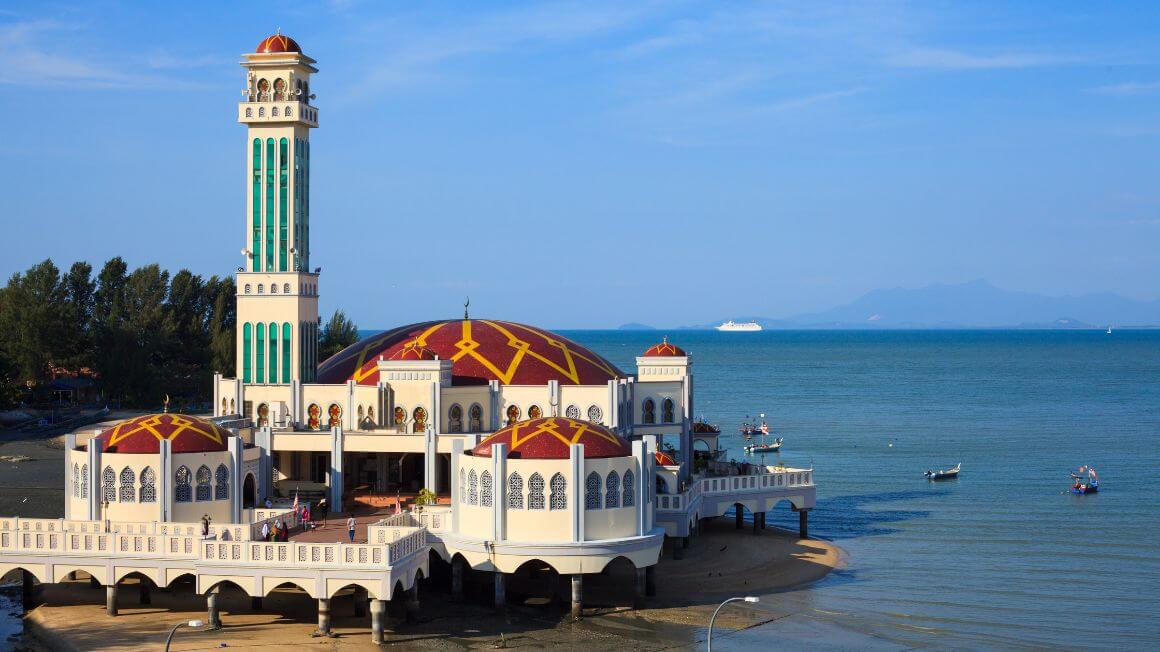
[707,596,759,651]
[164,619,204,651]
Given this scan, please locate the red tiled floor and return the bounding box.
[286,510,392,544]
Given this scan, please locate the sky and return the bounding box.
[1,1,1159,329]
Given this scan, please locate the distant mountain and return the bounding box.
[617,322,657,330]
[699,280,1160,329]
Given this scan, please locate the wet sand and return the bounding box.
[1,424,843,650]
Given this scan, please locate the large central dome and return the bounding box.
[316,319,625,387]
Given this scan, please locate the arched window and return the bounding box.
[662,398,675,423]
[271,106,279,117]
[257,78,269,101]
[215,464,229,500]
[393,406,406,426]
[459,468,466,503]
[642,399,656,424]
[529,473,546,510]
[245,107,253,118]
[270,283,278,294]
[505,405,520,426]
[448,404,463,433]
[550,473,567,511]
[283,283,290,293]
[80,463,88,498]
[606,471,621,508]
[273,77,285,101]
[469,404,483,431]
[587,405,603,423]
[257,284,264,294]
[195,466,212,501]
[413,407,427,433]
[366,406,375,425]
[328,404,341,428]
[256,322,265,382]
[585,472,601,510]
[257,403,269,426]
[221,398,227,415]
[307,403,321,430]
[468,470,478,506]
[119,467,136,503]
[357,405,364,421]
[140,467,156,503]
[244,284,252,294]
[175,466,191,503]
[508,472,523,509]
[528,405,542,420]
[102,466,116,502]
[72,463,80,498]
[242,323,252,383]
[623,470,635,507]
[565,405,580,420]
[269,321,278,383]
[258,106,266,118]
[480,471,493,507]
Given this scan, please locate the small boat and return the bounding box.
[1070,465,1099,494]
[744,437,783,454]
[924,463,960,480]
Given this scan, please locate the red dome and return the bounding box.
[692,421,720,434]
[317,320,624,387]
[642,336,686,357]
[256,33,301,54]
[472,418,631,459]
[655,451,678,466]
[100,414,231,454]
[389,344,438,361]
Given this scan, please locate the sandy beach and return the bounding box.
[1,421,841,650]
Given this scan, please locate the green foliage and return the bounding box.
[415,488,438,506]
[0,257,236,407]
[319,309,359,362]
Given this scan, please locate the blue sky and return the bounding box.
[2,1,1159,328]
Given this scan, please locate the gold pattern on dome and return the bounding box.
[105,414,225,448]
[506,419,624,452]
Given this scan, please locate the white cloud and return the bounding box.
[1088,81,1160,96]
[886,47,1079,70]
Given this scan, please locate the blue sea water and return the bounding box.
[564,329,1160,649]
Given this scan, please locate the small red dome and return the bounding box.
[655,451,678,466]
[692,421,720,434]
[256,33,302,54]
[100,414,231,454]
[389,344,438,361]
[642,336,686,357]
[472,417,631,459]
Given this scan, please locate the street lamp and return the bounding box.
[707,596,759,651]
[164,619,204,651]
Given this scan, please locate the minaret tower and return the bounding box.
[235,32,321,386]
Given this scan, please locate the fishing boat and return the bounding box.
[744,436,783,454]
[739,414,767,438]
[1070,465,1099,494]
[924,463,960,480]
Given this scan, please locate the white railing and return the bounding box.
[655,468,814,512]
[0,517,249,541]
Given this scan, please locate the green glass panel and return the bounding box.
[265,138,275,272]
[279,137,288,272]
[251,139,261,272]
[242,323,252,384]
[282,322,291,383]
[256,323,265,383]
[269,322,278,384]
[304,141,310,271]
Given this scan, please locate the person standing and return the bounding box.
[303,505,312,530]
[261,520,270,541]
[347,514,356,543]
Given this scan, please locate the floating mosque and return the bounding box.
[0,34,816,643]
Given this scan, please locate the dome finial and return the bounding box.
[663,335,668,344]
[464,296,470,320]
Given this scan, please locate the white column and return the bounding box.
[377,381,387,427]
[423,426,436,491]
[87,439,102,520]
[64,434,76,520]
[345,380,356,431]
[607,380,618,430]
[291,379,301,427]
[491,443,507,542]
[548,380,559,417]
[570,443,584,543]
[643,435,657,531]
[626,378,635,437]
[330,426,344,512]
[632,440,646,536]
[234,379,243,419]
[213,373,222,417]
[160,438,173,522]
[488,380,500,430]
[450,440,464,533]
[228,436,243,523]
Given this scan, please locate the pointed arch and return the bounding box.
[528,472,545,510]
[195,465,212,501]
[605,470,620,508]
[215,464,229,500]
[585,472,601,510]
[622,469,635,507]
[550,473,567,511]
[140,467,156,503]
[119,467,136,503]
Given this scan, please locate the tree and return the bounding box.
[319,310,359,361]
[206,276,236,375]
[0,260,71,384]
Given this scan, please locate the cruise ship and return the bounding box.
[716,320,763,332]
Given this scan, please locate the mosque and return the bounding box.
[0,34,816,643]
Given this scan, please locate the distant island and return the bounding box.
[617,323,657,330]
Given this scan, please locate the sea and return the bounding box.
[563,329,1160,649]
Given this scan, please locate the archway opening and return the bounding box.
[242,473,257,508]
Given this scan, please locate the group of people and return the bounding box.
[260,518,291,542]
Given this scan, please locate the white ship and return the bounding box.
[716,320,762,332]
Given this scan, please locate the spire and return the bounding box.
[464,296,470,320]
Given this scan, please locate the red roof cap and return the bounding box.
[256,33,302,54]
[642,336,686,357]
[389,344,438,361]
[100,414,231,454]
[472,418,632,459]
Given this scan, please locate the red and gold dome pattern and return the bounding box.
[389,344,438,361]
[642,337,686,357]
[655,451,678,466]
[256,33,301,54]
[691,421,720,434]
[100,414,230,454]
[317,320,624,387]
[472,418,632,459]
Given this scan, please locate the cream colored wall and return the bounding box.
[455,455,495,539]
[170,451,234,524]
[65,448,89,519]
[94,452,165,522]
[497,386,551,422]
[582,457,638,541]
[300,385,348,429]
[557,386,610,423]
[271,432,332,452]
[387,382,434,433]
[344,434,424,454]
[635,380,683,426]
[503,458,572,542]
[440,387,490,433]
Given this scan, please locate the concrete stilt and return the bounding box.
[22,571,37,613]
[89,576,100,589]
[316,598,332,636]
[798,510,809,538]
[406,583,419,622]
[370,599,386,645]
[735,506,744,529]
[570,574,583,620]
[105,585,118,617]
[633,567,646,609]
[645,565,656,597]
[493,572,506,610]
[753,512,761,535]
[451,557,465,602]
[251,596,263,611]
[761,512,767,530]
[673,537,685,560]
[138,581,151,605]
[206,591,221,630]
